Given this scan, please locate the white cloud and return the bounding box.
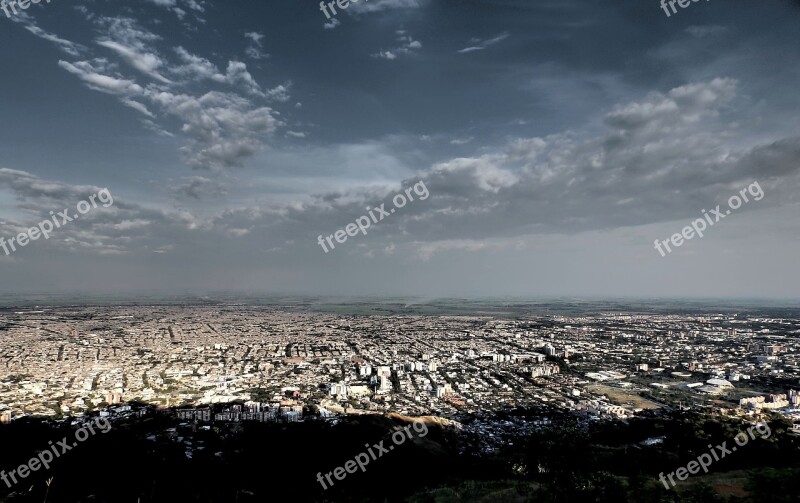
[58,60,144,95]
[12,13,86,57]
[458,32,509,54]
[97,39,172,84]
[145,89,283,168]
[348,0,426,14]
[121,99,155,118]
[37,16,292,170]
[244,32,269,60]
[372,31,422,60]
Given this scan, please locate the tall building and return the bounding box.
[105,392,122,404]
[329,382,347,397]
[436,383,452,398]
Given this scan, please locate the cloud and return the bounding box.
[60,56,284,168]
[348,0,426,14]
[685,25,728,38]
[92,17,173,83]
[413,239,491,261]
[172,46,226,82]
[72,5,95,21]
[12,13,86,57]
[2,77,798,291]
[458,32,509,54]
[58,59,144,95]
[372,30,422,60]
[145,0,206,21]
[168,176,228,200]
[450,137,474,145]
[184,0,204,12]
[31,15,291,170]
[96,39,172,84]
[145,90,283,168]
[230,78,800,259]
[244,32,269,60]
[172,47,288,100]
[121,99,155,118]
[373,51,397,60]
[0,169,207,256]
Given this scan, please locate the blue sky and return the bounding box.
[1,0,800,298]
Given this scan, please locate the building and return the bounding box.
[531,364,560,378]
[329,382,348,397]
[436,383,453,398]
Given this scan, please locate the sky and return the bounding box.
[0,0,799,299]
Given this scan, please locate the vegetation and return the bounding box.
[0,409,796,502]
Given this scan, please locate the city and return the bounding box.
[1,303,798,433]
[2,0,800,500]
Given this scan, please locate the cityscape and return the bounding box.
[2,304,800,425]
[0,300,797,500]
[1,0,800,501]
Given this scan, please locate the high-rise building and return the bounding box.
[329,382,347,397]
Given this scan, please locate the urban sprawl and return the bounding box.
[1,305,799,452]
